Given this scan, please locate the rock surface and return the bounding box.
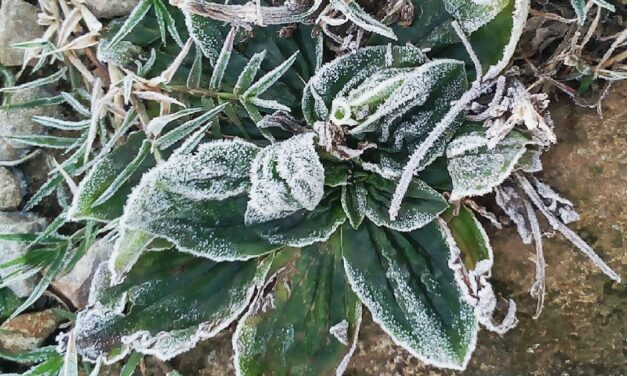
[0,310,64,354]
[0,87,61,162]
[0,0,45,67]
[0,212,47,297]
[0,166,22,210]
[84,0,140,19]
[51,239,112,310]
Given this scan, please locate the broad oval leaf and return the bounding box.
[341,221,478,370]
[246,133,325,224]
[75,250,272,363]
[447,126,531,201]
[234,233,361,376]
[119,138,278,262]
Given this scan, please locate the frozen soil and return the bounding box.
[173,82,626,375]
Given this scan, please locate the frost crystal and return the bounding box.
[246,133,324,224]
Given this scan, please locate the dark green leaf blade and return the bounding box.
[341,221,478,370]
[234,233,361,376]
[75,251,271,362]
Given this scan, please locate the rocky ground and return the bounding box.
[0,0,624,375]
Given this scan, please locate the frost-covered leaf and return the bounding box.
[447,126,530,201]
[251,191,347,249]
[302,45,426,126]
[341,221,478,370]
[246,133,325,224]
[119,139,276,262]
[242,52,299,99]
[342,184,367,230]
[69,132,156,222]
[183,12,223,64]
[363,174,448,232]
[75,251,271,362]
[104,0,153,52]
[234,233,361,376]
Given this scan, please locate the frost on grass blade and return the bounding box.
[246,133,325,224]
[120,138,280,262]
[69,132,156,222]
[363,174,448,232]
[75,251,271,363]
[234,233,361,376]
[447,126,531,201]
[341,222,478,370]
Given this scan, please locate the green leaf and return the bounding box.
[5,135,78,149]
[209,28,235,90]
[22,354,64,376]
[120,352,142,376]
[341,184,366,230]
[0,288,22,320]
[69,132,156,222]
[92,140,151,207]
[246,133,325,224]
[0,95,65,111]
[447,126,530,200]
[60,332,78,376]
[31,117,90,131]
[341,221,478,370]
[234,51,267,95]
[105,0,153,51]
[183,11,223,64]
[0,67,67,94]
[363,174,448,232]
[75,251,272,362]
[242,52,299,99]
[0,346,58,364]
[234,234,362,376]
[9,245,66,319]
[442,206,493,272]
[303,45,427,125]
[155,103,228,150]
[118,138,277,262]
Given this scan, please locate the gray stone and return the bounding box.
[0,0,45,67]
[0,166,22,210]
[84,0,140,19]
[0,212,47,297]
[0,86,61,162]
[51,239,112,310]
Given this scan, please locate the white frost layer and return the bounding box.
[246,133,325,224]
